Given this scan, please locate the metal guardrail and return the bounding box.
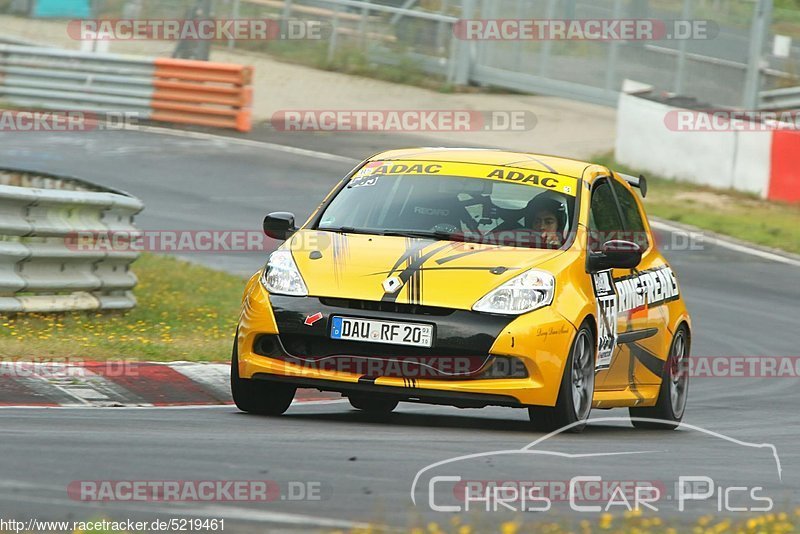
[759,86,800,110]
[0,169,143,313]
[0,44,253,132]
[0,36,38,46]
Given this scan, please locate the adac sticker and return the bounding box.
[358,162,444,177]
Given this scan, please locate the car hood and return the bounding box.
[286,230,565,310]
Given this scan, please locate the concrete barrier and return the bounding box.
[615,92,773,197]
[616,90,800,203]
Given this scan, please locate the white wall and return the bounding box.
[614,93,772,197]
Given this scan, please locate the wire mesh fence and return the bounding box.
[1,0,799,108]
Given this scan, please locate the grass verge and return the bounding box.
[594,152,800,255]
[0,254,247,362]
[382,508,800,533]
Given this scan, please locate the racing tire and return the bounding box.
[231,335,296,416]
[348,394,399,414]
[528,321,596,433]
[629,325,690,430]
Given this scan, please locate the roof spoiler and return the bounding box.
[619,173,648,198]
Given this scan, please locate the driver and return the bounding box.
[527,195,567,248]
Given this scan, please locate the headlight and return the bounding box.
[261,250,308,296]
[473,269,555,315]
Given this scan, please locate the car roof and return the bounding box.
[369,148,606,180]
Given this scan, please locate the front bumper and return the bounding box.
[238,281,577,407]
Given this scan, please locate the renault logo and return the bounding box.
[382,276,403,294]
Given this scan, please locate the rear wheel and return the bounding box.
[231,334,296,415]
[348,393,399,414]
[529,322,595,433]
[629,325,690,430]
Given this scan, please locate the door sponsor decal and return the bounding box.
[592,266,680,371]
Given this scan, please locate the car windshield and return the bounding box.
[317,165,577,250]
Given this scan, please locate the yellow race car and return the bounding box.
[232,148,692,432]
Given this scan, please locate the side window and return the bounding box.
[611,179,650,250]
[588,180,624,252]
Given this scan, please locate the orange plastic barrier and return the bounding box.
[151,58,253,132]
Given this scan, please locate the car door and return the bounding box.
[587,177,634,391]
[609,177,673,387]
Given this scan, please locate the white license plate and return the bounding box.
[330,316,434,348]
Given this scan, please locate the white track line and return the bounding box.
[0,493,373,530]
[0,410,228,411]
[292,398,349,406]
[650,219,800,267]
[0,399,348,410]
[174,504,373,529]
[130,124,359,164]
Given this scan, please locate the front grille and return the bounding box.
[278,333,469,359]
[318,297,454,317]
[253,334,528,380]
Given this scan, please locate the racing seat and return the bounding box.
[387,190,471,232]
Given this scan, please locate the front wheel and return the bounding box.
[231,334,296,415]
[529,322,596,433]
[629,325,690,430]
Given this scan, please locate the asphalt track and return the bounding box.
[1,127,799,531]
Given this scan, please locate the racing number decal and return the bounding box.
[592,270,617,370]
[349,175,380,188]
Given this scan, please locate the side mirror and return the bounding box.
[263,212,297,241]
[589,240,642,271]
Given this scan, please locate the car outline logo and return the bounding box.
[383,276,403,294]
[409,417,784,505]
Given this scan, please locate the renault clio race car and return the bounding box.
[232,148,692,432]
